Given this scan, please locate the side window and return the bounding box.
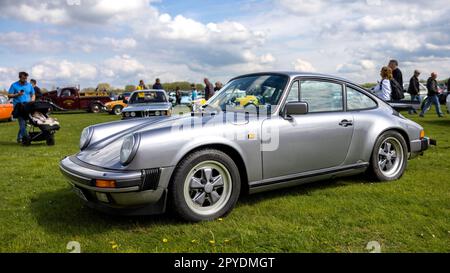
[300,80,343,113]
[347,86,377,110]
[286,81,299,102]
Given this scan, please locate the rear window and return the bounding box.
[130,91,168,104]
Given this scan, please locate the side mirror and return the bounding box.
[283,101,308,119]
[123,99,128,104]
[169,98,174,103]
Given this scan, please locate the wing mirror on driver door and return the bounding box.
[283,101,309,119]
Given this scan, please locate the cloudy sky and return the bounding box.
[0,0,448,90]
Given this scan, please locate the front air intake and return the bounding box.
[141,168,161,191]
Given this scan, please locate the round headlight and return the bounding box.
[125,112,130,117]
[155,111,161,116]
[120,134,140,165]
[131,112,136,117]
[80,127,93,150]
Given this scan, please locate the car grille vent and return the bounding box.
[142,168,161,191]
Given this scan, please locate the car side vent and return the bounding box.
[142,168,161,191]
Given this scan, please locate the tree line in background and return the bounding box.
[1,79,448,96]
[81,81,206,95]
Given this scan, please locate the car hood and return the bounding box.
[123,103,172,112]
[76,112,263,169]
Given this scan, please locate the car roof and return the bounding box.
[132,89,167,93]
[230,71,358,86]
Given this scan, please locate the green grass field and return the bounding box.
[0,107,449,253]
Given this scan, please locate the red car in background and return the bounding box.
[41,87,112,113]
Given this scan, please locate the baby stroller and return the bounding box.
[22,101,60,146]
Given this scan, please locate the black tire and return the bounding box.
[46,135,55,146]
[22,137,31,147]
[89,103,102,113]
[112,105,123,116]
[369,131,408,181]
[169,149,241,222]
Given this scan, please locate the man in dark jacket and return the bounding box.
[420,72,443,117]
[30,79,42,101]
[389,60,404,90]
[407,70,421,114]
[152,78,164,90]
[204,78,215,100]
[447,77,450,92]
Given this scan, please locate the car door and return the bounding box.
[261,79,354,180]
[60,88,79,110]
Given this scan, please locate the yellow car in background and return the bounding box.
[105,92,131,115]
[235,95,259,107]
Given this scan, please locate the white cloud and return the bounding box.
[31,60,98,84]
[0,32,62,53]
[0,0,449,88]
[293,58,315,72]
[278,0,325,15]
[0,67,18,91]
[101,55,146,78]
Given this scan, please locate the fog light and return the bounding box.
[95,180,116,188]
[420,130,425,139]
[96,192,109,203]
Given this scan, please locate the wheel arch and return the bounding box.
[169,143,249,195]
[377,127,411,153]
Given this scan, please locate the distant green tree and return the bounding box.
[361,83,377,89]
[125,85,137,92]
[97,83,111,91]
[81,87,96,93]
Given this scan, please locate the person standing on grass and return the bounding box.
[8,72,35,144]
[175,86,181,105]
[447,77,450,93]
[214,81,223,92]
[204,78,215,100]
[191,84,198,101]
[420,72,444,118]
[408,70,421,115]
[373,67,392,101]
[30,79,42,101]
[389,59,404,90]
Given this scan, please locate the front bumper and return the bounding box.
[409,137,436,159]
[59,156,173,215]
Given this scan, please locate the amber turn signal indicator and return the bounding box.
[95,180,116,188]
[420,130,425,139]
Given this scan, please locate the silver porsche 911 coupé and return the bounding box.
[60,72,432,221]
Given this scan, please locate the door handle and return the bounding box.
[339,120,353,127]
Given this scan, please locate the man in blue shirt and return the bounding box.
[8,72,35,143]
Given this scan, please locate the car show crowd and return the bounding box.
[1,60,449,146]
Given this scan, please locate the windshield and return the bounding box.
[129,91,168,104]
[205,74,289,113]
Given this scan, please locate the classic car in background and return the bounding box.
[41,87,112,113]
[0,95,13,121]
[60,72,433,222]
[121,90,173,119]
[105,92,132,115]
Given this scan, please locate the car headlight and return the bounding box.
[120,134,140,165]
[124,112,130,117]
[131,112,136,117]
[155,111,161,116]
[80,127,93,150]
